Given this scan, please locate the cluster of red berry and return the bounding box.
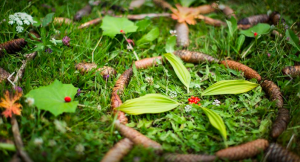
[188,96,201,105]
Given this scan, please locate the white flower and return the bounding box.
[54,120,67,133]
[8,21,14,25]
[16,26,24,33]
[185,105,192,112]
[212,99,221,106]
[169,30,177,36]
[34,138,43,146]
[16,19,23,25]
[145,76,154,84]
[25,97,35,106]
[48,140,57,147]
[75,144,85,155]
[169,91,177,98]
[218,4,226,10]
[23,20,30,25]
[50,38,57,45]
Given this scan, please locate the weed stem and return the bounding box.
[122,34,139,60]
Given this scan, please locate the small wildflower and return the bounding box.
[218,4,226,10]
[185,105,192,113]
[62,36,70,46]
[126,39,135,46]
[8,21,14,25]
[212,99,221,106]
[16,26,24,33]
[54,119,67,133]
[170,30,177,36]
[25,97,35,107]
[34,138,43,146]
[254,32,258,37]
[127,44,133,50]
[77,89,81,96]
[48,140,57,147]
[75,144,85,155]
[169,91,177,98]
[145,76,154,84]
[267,53,271,57]
[15,86,23,93]
[286,37,290,41]
[50,38,57,45]
[103,74,110,80]
[120,29,124,33]
[45,48,53,53]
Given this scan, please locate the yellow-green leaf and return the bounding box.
[164,53,191,92]
[117,94,179,115]
[202,80,258,96]
[201,107,227,141]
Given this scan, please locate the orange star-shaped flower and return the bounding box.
[0,90,22,118]
[171,4,200,25]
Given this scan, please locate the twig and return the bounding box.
[91,36,103,63]
[122,34,139,60]
[13,52,37,85]
[11,115,33,162]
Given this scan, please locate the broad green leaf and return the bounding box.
[137,27,159,45]
[136,19,151,31]
[202,80,258,96]
[33,17,41,27]
[180,0,196,7]
[100,16,138,38]
[226,16,237,38]
[25,80,79,116]
[201,107,227,141]
[286,29,300,51]
[165,36,176,53]
[240,23,271,37]
[42,13,54,27]
[0,143,16,151]
[164,53,191,91]
[236,34,245,52]
[118,94,179,115]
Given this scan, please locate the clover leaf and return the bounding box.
[100,16,138,38]
[25,79,79,116]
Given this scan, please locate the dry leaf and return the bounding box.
[171,4,200,25]
[0,90,22,118]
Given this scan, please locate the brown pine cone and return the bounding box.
[271,108,290,138]
[0,38,27,56]
[164,153,216,162]
[0,67,12,83]
[261,80,283,109]
[266,143,300,162]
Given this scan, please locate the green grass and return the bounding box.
[1,0,300,161]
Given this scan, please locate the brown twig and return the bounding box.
[13,52,37,84]
[11,115,33,162]
[195,15,226,27]
[237,14,269,29]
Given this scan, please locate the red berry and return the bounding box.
[120,30,124,33]
[64,96,71,102]
[189,102,193,104]
[254,32,257,37]
[191,96,194,99]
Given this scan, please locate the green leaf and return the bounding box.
[118,94,179,115]
[25,80,79,116]
[136,19,151,31]
[164,53,191,92]
[0,143,16,151]
[201,107,227,141]
[240,23,271,37]
[100,16,138,38]
[286,29,300,51]
[136,27,159,45]
[33,17,41,27]
[202,80,259,96]
[226,16,237,38]
[42,13,55,27]
[180,0,196,7]
[236,34,245,52]
[165,36,177,53]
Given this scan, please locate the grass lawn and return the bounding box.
[0,0,299,161]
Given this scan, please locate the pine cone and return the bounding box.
[216,139,269,161]
[271,108,290,138]
[164,153,216,162]
[0,38,27,56]
[266,143,300,162]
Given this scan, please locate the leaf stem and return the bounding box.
[92,36,103,63]
[122,34,139,60]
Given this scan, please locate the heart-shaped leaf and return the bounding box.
[202,80,258,96]
[240,23,271,37]
[100,16,138,38]
[118,94,179,115]
[201,107,227,141]
[25,79,79,116]
[164,53,191,92]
